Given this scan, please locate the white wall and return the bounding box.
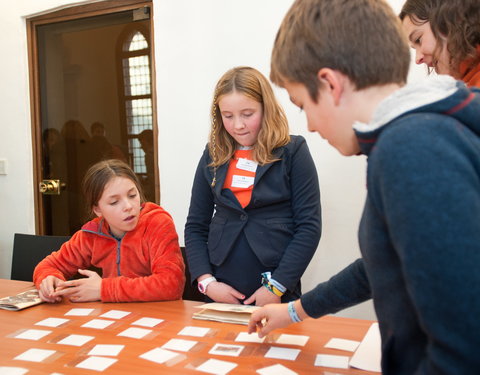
[0,0,426,321]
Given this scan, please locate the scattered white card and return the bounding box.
[196,358,238,375]
[256,364,298,375]
[35,317,69,327]
[178,326,210,337]
[14,348,56,362]
[315,354,350,369]
[235,332,265,343]
[349,322,381,372]
[57,334,94,346]
[65,308,94,316]
[76,356,117,371]
[100,310,131,319]
[131,317,164,327]
[265,346,300,361]
[162,338,198,352]
[88,344,125,356]
[14,329,52,341]
[0,367,28,375]
[140,347,180,364]
[209,343,244,357]
[117,327,152,339]
[276,334,309,346]
[81,319,115,330]
[325,338,360,352]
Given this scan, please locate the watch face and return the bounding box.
[198,283,205,293]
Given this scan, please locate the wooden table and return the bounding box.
[0,279,378,374]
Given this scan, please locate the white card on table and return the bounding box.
[196,358,238,375]
[276,334,309,346]
[100,310,131,319]
[35,317,69,327]
[256,364,298,375]
[140,347,180,364]
[0,367,28,375]
[178,326,210,337]
[264,346,300,361]
[348,322,381,372]
[81,319,115,329]
[315,354,350,369]
[76,356,117,371]
[132,317,164,327]
[88,344,124,356]
[117,327,152,339]
[162,338,197,352]
[14,329,52,341]
[65,308,94,316]
[235,332,265,343]
[209,343,244,357]
[231,175,254,188]
[324,338,360,352]
[236,158,258,172]
[57,334,94,346]
[14,348,56,362]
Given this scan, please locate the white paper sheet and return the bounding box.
[235,332,265,343]
[131,317,164,327]
[14,329,52,341]
[88,344,125,356]
[324,338,360,352]
[57,334,94,346]
[35,317,69,327]
[349,322,381,372]
[14,348,56,362]
[76,356,117,371]
[178,326,210,337]
[276,334,309,346]
[0,367,28,375]
[256,364,298,375]
[195,358,238,375]
[140,347,180,364]
[209,343,244,357]
[65,308,94,316]
[314,354,350,369]
[81,319,115,329]
[161,338,198,352]
[264,347,300,361]
[117,327,152,339]
[100,310,131,319]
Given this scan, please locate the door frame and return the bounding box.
[26,0,158,234]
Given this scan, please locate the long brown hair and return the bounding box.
[208,66,290,167]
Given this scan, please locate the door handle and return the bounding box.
[39,179,65,195]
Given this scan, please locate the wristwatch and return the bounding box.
[198,276,216,295]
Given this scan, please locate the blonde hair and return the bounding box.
[208,66,290,168]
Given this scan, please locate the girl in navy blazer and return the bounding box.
[185,66,321,306]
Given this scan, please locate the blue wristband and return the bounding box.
[288,301,302,323]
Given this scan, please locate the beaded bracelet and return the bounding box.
[288,301,302,323]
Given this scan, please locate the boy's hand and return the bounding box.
[248,303,292,338]
[52,269,101,302]
[206,281,245,304]
[243,286,280,306]
[38,275,64,303]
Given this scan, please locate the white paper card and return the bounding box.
[57,334,94,346]
[264,347,300,361]
[349,322,382,372]
[0,367,29,375]
[315,354,350,369]
[81,319,115,330]
[162,338,197,352]
[76,356,117,371]
[140,347,180,364]
[256,364,298,375]
[235,332,265,343]
[325,338,360,352]
[236,158,257,172]
[35,317,69,327]
[117,327,152,339]
[14,348,56,362]
[88,344,125,356]
[100,310,131,319]
[231,175,254,188]
[209,343,244,357]
[276,334,309,346]
[196,358,238,375]
[132,317,164,327]
[178,326,210,337]
[65,308,94,316]
[15,329,52,341]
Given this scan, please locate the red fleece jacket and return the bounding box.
[33,202,185,302]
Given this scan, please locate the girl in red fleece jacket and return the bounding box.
[34,159,185,303]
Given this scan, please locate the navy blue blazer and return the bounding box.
[184,135,321,292]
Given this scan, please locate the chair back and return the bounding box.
[11,233,71,282]
[180,246,204,302]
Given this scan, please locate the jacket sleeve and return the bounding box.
[271,137,322,291]
[184,149,215,283]
[101,211,185,302]
[33,231,93,287]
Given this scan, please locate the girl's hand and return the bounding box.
[248,302,291,338]
[206,281,245,304]
[38,275,64,303]
[243,285,281,306]
[52,269,101,302]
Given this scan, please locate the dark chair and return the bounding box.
[11,233,71,282]
[180,246,204,302]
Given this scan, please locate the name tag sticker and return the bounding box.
[236,158,258,172]
[232,175,255,188]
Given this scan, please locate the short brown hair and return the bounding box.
[82,159,145,219]
[271,0,410,101]
[209,66,290,167]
